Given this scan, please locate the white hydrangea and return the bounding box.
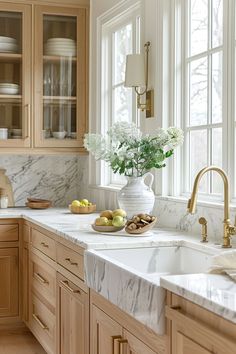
[167,127,184,148]
[107,121,141,144]
[84,133,107,160]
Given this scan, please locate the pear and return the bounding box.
[100,210,113,220]
[112,209,127,218]
[95,217,109,226]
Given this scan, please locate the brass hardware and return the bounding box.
[198,217,208,243]
[112,336,122,354]
[65,257,78,266]
[34,272,48,284]
[32,313,48,330]
[60,280,80,294]
[40,242,49,248]
[187,166,236,248]
[119,339,129,354]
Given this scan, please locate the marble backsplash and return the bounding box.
[0,154,89,207]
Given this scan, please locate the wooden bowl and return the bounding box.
[125,217,157,235]
[69,204,96,214]
[26,201,52,209]
[91,224,125,233]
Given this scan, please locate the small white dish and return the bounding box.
[0,128,8,140]
[70,132,77,139]
[0,36,17,43]
[10,128,22,136]
[52,131,67,139]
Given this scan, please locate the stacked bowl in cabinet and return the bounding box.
[0,36,18,53]
[0,83,20,95]
[44,38,76,57]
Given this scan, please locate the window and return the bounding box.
[99,2,141,186]
[175,0,236,199]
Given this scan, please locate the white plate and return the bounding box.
[11,136,22,139]
[45,44,76,49]
[0,88,19,94]
[45,51,76,57]
[0,36,17,43]
[0,83,19,87]
[90,225,153,237]
[47,37,75,43]
[0,43,18,51]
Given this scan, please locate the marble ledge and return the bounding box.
[160,273,236,325]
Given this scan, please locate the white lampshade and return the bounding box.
[124,54,146,88]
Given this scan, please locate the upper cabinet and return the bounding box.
[0,3,31,148]
[34,5,87,149]
[0,1,88,153]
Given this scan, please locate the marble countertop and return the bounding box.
[1,207,236,331]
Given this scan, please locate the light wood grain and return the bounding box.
[32,228,56,260]
[57,272,89,354]
[56,242,84,280]
[0,330,47,354]
[0,248,19,318]
[0,224,18,242]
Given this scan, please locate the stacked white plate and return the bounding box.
[44,38,76,57]
[0,36,18,53]
[0,83,20,95]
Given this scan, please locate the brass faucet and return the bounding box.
[187,166,236,248]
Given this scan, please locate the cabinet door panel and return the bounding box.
[91,304,123,354]
[123,329,157,354]
[57,273,89,354]
[0,248,18,317]
[176,332,212,354]
[0,3,31,148]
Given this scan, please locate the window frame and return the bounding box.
[95,0,142,188]
[171,0,236,202]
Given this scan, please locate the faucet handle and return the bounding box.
[199,217,208,243]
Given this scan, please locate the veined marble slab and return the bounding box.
[160,274,236,324]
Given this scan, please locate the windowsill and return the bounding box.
[89,184,236,211]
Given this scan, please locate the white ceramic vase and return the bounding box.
[117,172,155,219]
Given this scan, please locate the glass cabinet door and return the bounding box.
[34,6,87,149]
[0,4,31,148]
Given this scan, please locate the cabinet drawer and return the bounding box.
[57,243,84,280]
[30,294,56,354]
[0,224,18,242]
[23,224,30,243]
[30,252,56,308]
[32,229,56,260]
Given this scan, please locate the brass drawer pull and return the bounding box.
[119,339,128,354]
[40,242,49,248]
[32,313,48,330]
[60,280,81,294]
[34,272,48,284]
[65,257,78,266]
[112,336,122,354]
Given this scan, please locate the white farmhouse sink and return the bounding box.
[85,242,219,335]
[95,245,214,276]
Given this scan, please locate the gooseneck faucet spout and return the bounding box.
[187,166,235,248]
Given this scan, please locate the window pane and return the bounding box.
[114,23,132,85]
[212,51,223,123]
[190,130,208,192]
[190,0,208,56]
[113,86,132,122]
[212,0,223,48]
[212,128,222,194]
[189,58,208,126]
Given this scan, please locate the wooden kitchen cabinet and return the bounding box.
[0,2,31,149]
[90,291,165,354]
[22,223,30,323]
[0,248,19,317]
[166,293,236,354]
[57,272,89,354]
[0,0,89,153]
[91,305,123,354]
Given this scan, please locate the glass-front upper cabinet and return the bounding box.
[0,4,31,148]
[34,6,87,149]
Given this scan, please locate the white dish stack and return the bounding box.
[0,83,20,95]
[44,38,76,57]
[0,36,18,53]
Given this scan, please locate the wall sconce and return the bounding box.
[125,41,154,118]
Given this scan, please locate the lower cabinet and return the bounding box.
[57,273,89,354]
[0,248,18,317]
[91,298,161,354]
[166,294,236,354]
